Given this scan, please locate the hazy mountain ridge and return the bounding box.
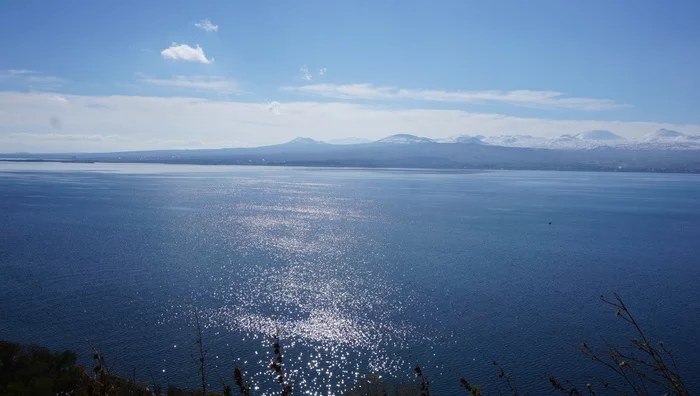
[3,130,700,173]
[315,129,700,150]
[3,131,700,173]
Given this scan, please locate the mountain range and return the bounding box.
[361,129,700,150]
[2,129,700,173]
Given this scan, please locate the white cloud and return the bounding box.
[282,83,626,111]
[300,66,312,81]
[161,43,213,64]
[318,68,327,76]
[194,18,218,32]
[1,91,697,152]
[139,75,237,93]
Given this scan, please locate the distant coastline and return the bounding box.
[2,157,699,174]
[0,158,95,164]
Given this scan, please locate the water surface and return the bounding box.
[1,162,699,393]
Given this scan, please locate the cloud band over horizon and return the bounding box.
[1,91,697,153]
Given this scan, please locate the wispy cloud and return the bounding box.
[299,66,326,81]
[194,18,218,32]
[281,83,626,111]
[284,83,392,100]
[161,43,213,64]
[0,69,64,90]
[49,95,68,102]
[8,69,35,75]
[25,75,65,90]
[300,66,312,81]
[138,75,237,93]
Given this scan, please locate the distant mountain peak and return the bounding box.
[285,137,326,145]
[574,130,625,141]
[645,129,685,139]
[376,134,435,144]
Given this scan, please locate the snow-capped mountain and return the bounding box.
[643,128,685,139]
[573,130,625,141]
[375,134,435,144]
[642,128,700,141]
[631,129,700,149]
[437,129,700,150]
[353,129,700,150]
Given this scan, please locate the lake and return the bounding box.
[1,162,699,394]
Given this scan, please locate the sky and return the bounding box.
[1,0,699,152]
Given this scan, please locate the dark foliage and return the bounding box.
[0,341,82,395]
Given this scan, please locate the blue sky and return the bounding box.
[1,0,699,152]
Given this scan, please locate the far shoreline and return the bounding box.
[1,158,699,174]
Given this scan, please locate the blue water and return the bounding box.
[1,162,699,394]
